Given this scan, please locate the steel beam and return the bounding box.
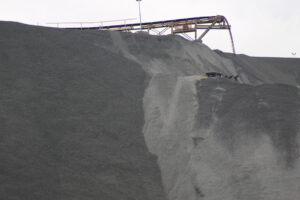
[63,15,236,54]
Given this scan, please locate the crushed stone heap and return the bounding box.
[0,21,300,200]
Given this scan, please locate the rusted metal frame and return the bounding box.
[173,29,196,34]
[196,25,230,29]
[197,20,218,41]
[145,25,168,35]
[179,33,190,41]
[195,23,197,40]
[170,22,174,34]
[223,18,236,54]
[181,33,194,41]
[99,17,222,32]
[107,26,133,31]
[71,16,224,30]
[150,28,160,35]
[228,28,236,54]
[172,21,197,34]
[159,27,170,35]
[147,24,153,33]
[67,15,236,54]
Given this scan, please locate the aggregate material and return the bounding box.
[0,22,166,200]
[0,22,300,200]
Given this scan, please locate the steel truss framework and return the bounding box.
[68,15,236,54]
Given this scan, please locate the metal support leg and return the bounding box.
[182,33,194,41]
[228,28,236,54]
[197,21,217,40]
[159,27,170,35]
[223,18,236,54]
[150,29,160,35]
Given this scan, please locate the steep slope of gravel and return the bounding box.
[106,31,300,200]
[0,22,166,200]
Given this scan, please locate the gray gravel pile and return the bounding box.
[0,22,166,200]
[0,21,299,200]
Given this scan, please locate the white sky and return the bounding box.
[1,0,299,57]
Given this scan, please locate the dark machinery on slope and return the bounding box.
[205,72,239,81]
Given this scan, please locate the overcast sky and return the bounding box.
[1,0,299,57]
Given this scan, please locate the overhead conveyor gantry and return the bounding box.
[51,15,236,54]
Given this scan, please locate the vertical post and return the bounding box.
[195,23,197,40]
[136,0,142,31]
[228,28,236,54]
